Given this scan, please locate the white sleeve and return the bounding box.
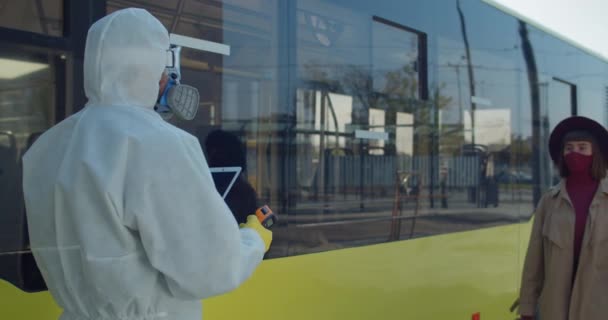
[125,130,265,300]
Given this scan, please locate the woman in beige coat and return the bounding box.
[519,116,608,320]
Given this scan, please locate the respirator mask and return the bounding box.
[155,45,200,120]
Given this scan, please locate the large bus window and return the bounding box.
[0,48,57,291]
[99,0,586,259]
[291,0,536,252]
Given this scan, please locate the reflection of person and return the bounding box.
[519,116,608,320]
[440,168,448,208]
[205,129,258,224]
[22,8,271,320]
[484,154,498,208]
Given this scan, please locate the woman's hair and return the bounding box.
[558,130,607,180]
[204,129,247,169]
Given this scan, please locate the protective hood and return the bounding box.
[84,8,169,108]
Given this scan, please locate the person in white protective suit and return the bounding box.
[21,8,271,320]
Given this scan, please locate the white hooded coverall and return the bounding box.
[22,8,266,320]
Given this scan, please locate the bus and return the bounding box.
[1,0,606,319]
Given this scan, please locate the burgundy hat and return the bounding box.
[548,116,608,163]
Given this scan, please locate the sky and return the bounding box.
[484,0,608,62]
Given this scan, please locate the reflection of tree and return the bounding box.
[337,65,375,112]
[301,61,453,209]
[302,62,452,156]
[511,135,533,163]
[302,62,423,111]
[382,64,419,102]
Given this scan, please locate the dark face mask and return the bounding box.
[564,152,593,175]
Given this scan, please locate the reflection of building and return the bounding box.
[464,109,511,150]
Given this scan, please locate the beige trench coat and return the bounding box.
[520,177,608,319]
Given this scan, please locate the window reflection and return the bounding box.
[290,0,542,254]
[0,53,54,254]
[102,0,599,258]
[537,78,576,188]
[291,0,430,254]
[0,0,63,36]
[372,17,420,99]
[0,49,55,291]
